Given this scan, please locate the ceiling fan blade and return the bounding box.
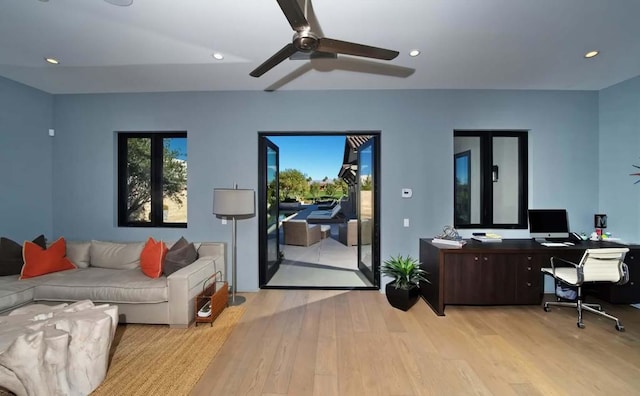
[317,38,399,60]
[277,0,310,32]
[250,43,298,77]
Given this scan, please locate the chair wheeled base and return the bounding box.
[543,285,624,332]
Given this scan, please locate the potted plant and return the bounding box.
[381,255,428,311]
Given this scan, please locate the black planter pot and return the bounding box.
[385,282,420,311]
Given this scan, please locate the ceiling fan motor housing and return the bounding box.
[293,31,319,52]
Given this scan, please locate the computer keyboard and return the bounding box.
[541,242,569,247]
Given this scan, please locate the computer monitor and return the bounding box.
[527,209,570,239]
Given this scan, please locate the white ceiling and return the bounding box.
[1,0,640,94]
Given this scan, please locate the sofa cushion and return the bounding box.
[90,240,144,269]
[20,237,76,279]
[66,241,91,268]
[33,268,168,304]
[0,235,46,276]
[140,237,167,278]
[164,237,198,276]
[0,276,40,313]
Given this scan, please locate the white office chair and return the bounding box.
[542,248,629,331]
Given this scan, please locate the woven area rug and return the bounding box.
[91,306,245,395]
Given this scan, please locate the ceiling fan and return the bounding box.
[250,0,399,78]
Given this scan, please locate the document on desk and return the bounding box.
[541,242,570,247]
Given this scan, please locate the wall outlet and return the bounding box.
[401,188,412,198]
[221,217,227,225]
[403,218,410,227]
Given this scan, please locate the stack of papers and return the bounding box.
[471,234,502,243]
[432,238,467,247]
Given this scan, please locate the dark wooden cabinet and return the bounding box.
[587,246,640,304]
[419,238,632,315]
[443,253,518,304]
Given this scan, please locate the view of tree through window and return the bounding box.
[118,132,187,227]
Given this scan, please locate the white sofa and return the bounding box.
[0,240,226,328]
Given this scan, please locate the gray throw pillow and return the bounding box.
[164,237,198,276]
[0,235,46,276]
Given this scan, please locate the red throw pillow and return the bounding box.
[20,237,76,279]
[140,237,167,278]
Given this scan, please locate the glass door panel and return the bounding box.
[260,137,280,285]
[357,139,377,285]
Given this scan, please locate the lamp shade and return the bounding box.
[213,188,255,216]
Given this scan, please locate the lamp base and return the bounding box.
[228,295,246,306]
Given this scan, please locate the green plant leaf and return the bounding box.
[381,255,429,290]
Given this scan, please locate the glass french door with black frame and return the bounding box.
[357,137,379,286]
[259,137,281,286]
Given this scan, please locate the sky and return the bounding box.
[268,135,346,181]
[168,138,187,160]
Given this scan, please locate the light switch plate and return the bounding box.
[401,188,412,198]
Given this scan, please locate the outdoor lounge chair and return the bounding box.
[338,219,372,246]
[283,219,321,246]
[307,204,342,221]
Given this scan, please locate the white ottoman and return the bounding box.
[0,300,118,396]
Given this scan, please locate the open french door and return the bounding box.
[259,137,280,286]
[357,137,379,286]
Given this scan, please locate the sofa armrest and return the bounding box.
[166,254,225,328]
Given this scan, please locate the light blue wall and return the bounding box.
[0,77,53,242]
[599,76,640,244]
[52,89,599,291]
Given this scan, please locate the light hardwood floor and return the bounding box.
[191,290,640,396]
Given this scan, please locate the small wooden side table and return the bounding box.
[194,272,228,327]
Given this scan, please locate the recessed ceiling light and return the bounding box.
[212,52,224,60]
[409,49,421,57]
[44,57,60,65]
[584,50,599,59]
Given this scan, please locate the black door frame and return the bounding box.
[258,136,281,286]
[257,131,381,290]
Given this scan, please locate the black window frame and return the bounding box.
[453,130,528,229]
[117,131,187,228]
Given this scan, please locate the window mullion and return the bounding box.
[480,134,494,226]
[151,137,164,226]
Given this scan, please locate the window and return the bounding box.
[454,150,471,224]
[453,131,528,229]
[118,132,187,227]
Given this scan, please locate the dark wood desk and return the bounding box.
[419,238,638,316]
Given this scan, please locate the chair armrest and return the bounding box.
[166,255,223,328]
[549,256,581,283]
[617,262,630,285]
[309,224,322,245]
[550,256,578,270]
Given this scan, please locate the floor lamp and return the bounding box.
[212,185,255,306]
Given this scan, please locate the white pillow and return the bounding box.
[66,241,91,268]
[90,240,144,269]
